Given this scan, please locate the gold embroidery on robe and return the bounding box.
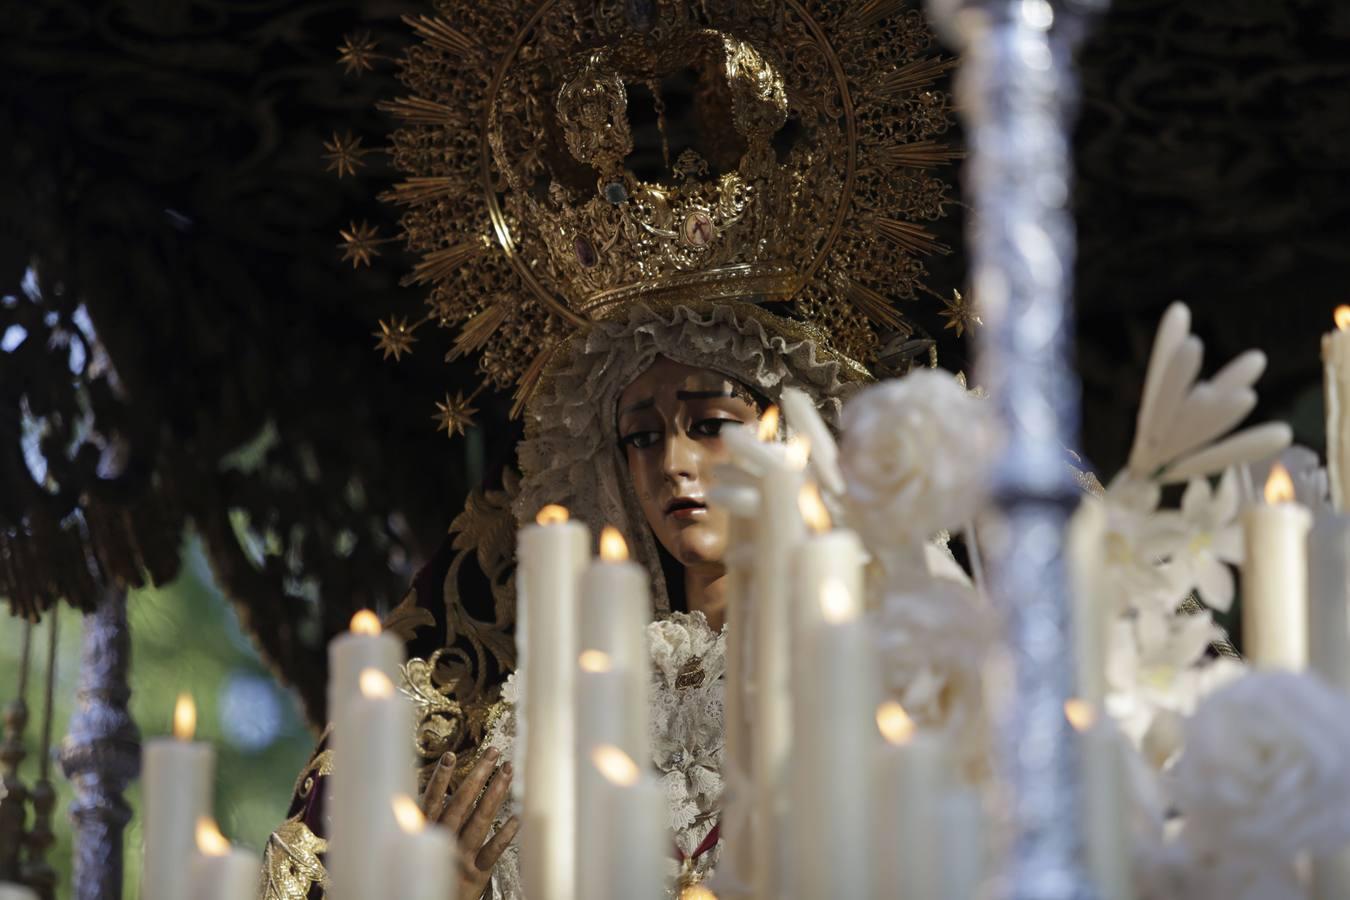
[259,816,328,900]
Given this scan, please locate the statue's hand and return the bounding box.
[420,747,519,900]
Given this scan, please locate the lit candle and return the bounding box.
[749,419,808,898]
[1242,464,1312,669]
[579,527,650,764]
[327,609,402,733]
[1066,700,1132,900]
[1309,510,1350,691]
[328,669,417,900]
[142,693,214,900]
[795,483,866,630]
[588,746,666,900]
[1068,497,1108,707]
[190,818,260,900]
[575,651,631,900]
[1322,306,1350,511]
[517,504,589,900]
[387,795,456,900]
[873,702,944,900]
[791,580,875,900]
[1309,509,1350,898]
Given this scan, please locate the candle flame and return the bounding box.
[784,435,811,470]
[1336,305,1350,332]
[798,483,832,534]
[599,526,628,562]
[536,504,569,525]
[579,649,613,673]
[592,744,640,787]
[349,609,381,636]
[359,668,394,699]
[680,887,717,900]
[195,817,230,857]
[819,579,856,624]
[876,701,915,746]
[392,794,426,834]
[1064,698,1097,732]
[173,693,196,741]
[1264,463,1295,505]
[756,406,780,442]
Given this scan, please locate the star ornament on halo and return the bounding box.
[337,31,380,76]
[323,132,371,179]
[939,289,982,338]
[373,317,418,362]
[339,221,386,268]
[433,392,479,438]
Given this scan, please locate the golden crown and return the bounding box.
[331,1,962,434]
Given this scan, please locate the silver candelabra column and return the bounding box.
[60,587,141,900]
[924,0,1105,897]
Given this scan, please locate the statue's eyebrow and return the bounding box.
[676,388,735,401]
[617,397,655,418]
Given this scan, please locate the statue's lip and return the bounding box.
[665,496,707,517]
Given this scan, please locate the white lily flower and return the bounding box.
[1173,469,1244,612]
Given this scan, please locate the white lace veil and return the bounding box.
[512,301,863,614]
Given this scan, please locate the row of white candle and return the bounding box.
[718,412,987,900]
[516,508,665,900]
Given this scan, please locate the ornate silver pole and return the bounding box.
[60,587,141,900]
[924,0,1104,897]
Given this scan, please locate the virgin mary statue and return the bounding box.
[260,2,960,897]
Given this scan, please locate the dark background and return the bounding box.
[2,0,1345,724]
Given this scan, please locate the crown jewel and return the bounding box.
[343,1,960,425]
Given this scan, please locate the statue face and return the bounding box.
[617,357,764,569]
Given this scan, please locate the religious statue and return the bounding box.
[261,2,959,897]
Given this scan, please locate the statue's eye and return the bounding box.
[620,430,660,450]
[691,418,735,438]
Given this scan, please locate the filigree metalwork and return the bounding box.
[260,816,329,900]
[345,0,958,420]
[929,0,1105,896]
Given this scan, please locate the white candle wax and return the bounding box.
[1309,511,1350,690]
[1068,702,1132,900]
[873,705,945,900]
[719,511,755,891]
[1322,312,1350,511]
[940,787,985,900]
[793,525,865,637]
[387,796,457,900]
[191,847,261,900]
[579,527,651,765]
[326,609,402,735]
[750,452,806,897]
[575,660,632,900]
[517,507,589,900]
[1242,469,1312,670]
[588,747,667,900]
[1068,497,1108,707]
[790,581,875,900]
[327,670,417,900]
[142,695,214,900]
[0,883,39,900]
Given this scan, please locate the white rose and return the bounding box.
[839,370,999,550]
[1169,671,1350,860]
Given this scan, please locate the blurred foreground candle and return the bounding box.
[327,609,402,733]
[190,818,260,900]
[388,794,456,900]
[1066,700,1132,900]
[0,884,37,900]
[1322,306,1350,511]
[1068,498,1108,707]
[142,693,214,900]
[518,504,589,900]
[792,580,874,900]
[873,702,943,900]
[1309,508,1350,898]
[750,429,807,897]
[579,527,651,763]
[589,746,666,900]
[1242,464,1312,669]
[328,669,416,900]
